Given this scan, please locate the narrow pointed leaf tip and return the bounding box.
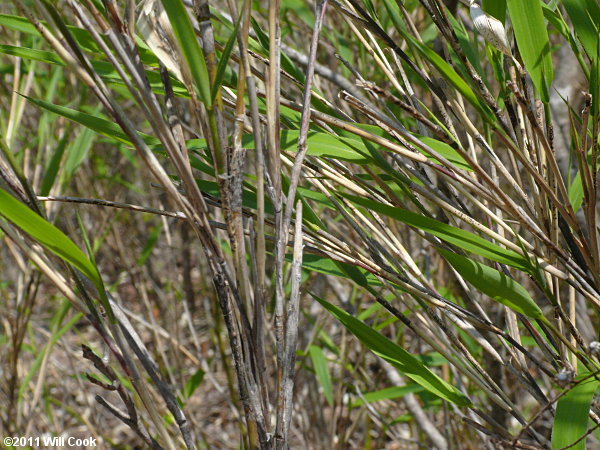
[313,294,472,407]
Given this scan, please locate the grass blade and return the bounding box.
[343,194,532,272]
[313,294,472,407]
[351,385,425,407]
[562,0,600,61]
[160,0,212,106]
[483,0,507,23]
[0,188,105,303]
[507,0,554,101]
[211,11,242,102]
[439,249,544,320]
[309,345,334,406]
[23,95,157,146]
[552,372,600,449]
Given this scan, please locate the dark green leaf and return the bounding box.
[23,95,158,146]
[415,135,472,171]
[182,368,206,400]
[562,0,600,61]
[160,0,212,106]
[351,385,425,407]
[343,194,532,272]
[483,0,507,23]
[314,294,471,407]
[507,0,554,101]
[439,249,544,319]
[40,134,68,196]
[212,11,242,101]
[281,130,371,163]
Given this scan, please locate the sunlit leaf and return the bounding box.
[552,371,600,450]
[439,249,544,320]
[0,188,105,302]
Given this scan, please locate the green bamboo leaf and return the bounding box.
[281,130,371,163]
[552,372,600,450]
[40,134,68,196]
[285,253,381,287]
[416,352,449,367]
[380,0,408,36]
[0,44,63,64]
[404,34,489,117]
[358,302,383,320]
[0,44,189,99]
[333,261,370,288]
[483,0,507,23]
[445,10,484,75]
[313,294,472,407]
[0,13,41,35]
[590,32,600,117]
[281,0,315,26]
[63,119,98,179]
[569,171,585,212]
[562,0,600,61]
[507,0,554,101]
[415,135,472,171]
[309,345,334,406]
[23,95,157,146]
[350,385,425,407]
[187,129,371,163]
[343,194,532,272]
[182,368,206,400]
[211,11,242,101]
[439,249,544,320]
[250,17,306,83]
[0,188,103,298]
[76,214,99,288]
[0,14,102,53]
[542,4,591,79]
[160,0,212,107]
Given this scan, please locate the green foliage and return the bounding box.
[439,249,544,320]
[182,369,206,400]
[309,345,334,406]
[350,385,425,407]
[2,0,600,446]
[552,372,600,449]
[212,11,242,102]
[507,0,554,101]
[0,188,106,309]
[562,0,600,61]
[23,95,156,145]
[160,0,212,106]
[344,194,533,272]
[314,294,471,407]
